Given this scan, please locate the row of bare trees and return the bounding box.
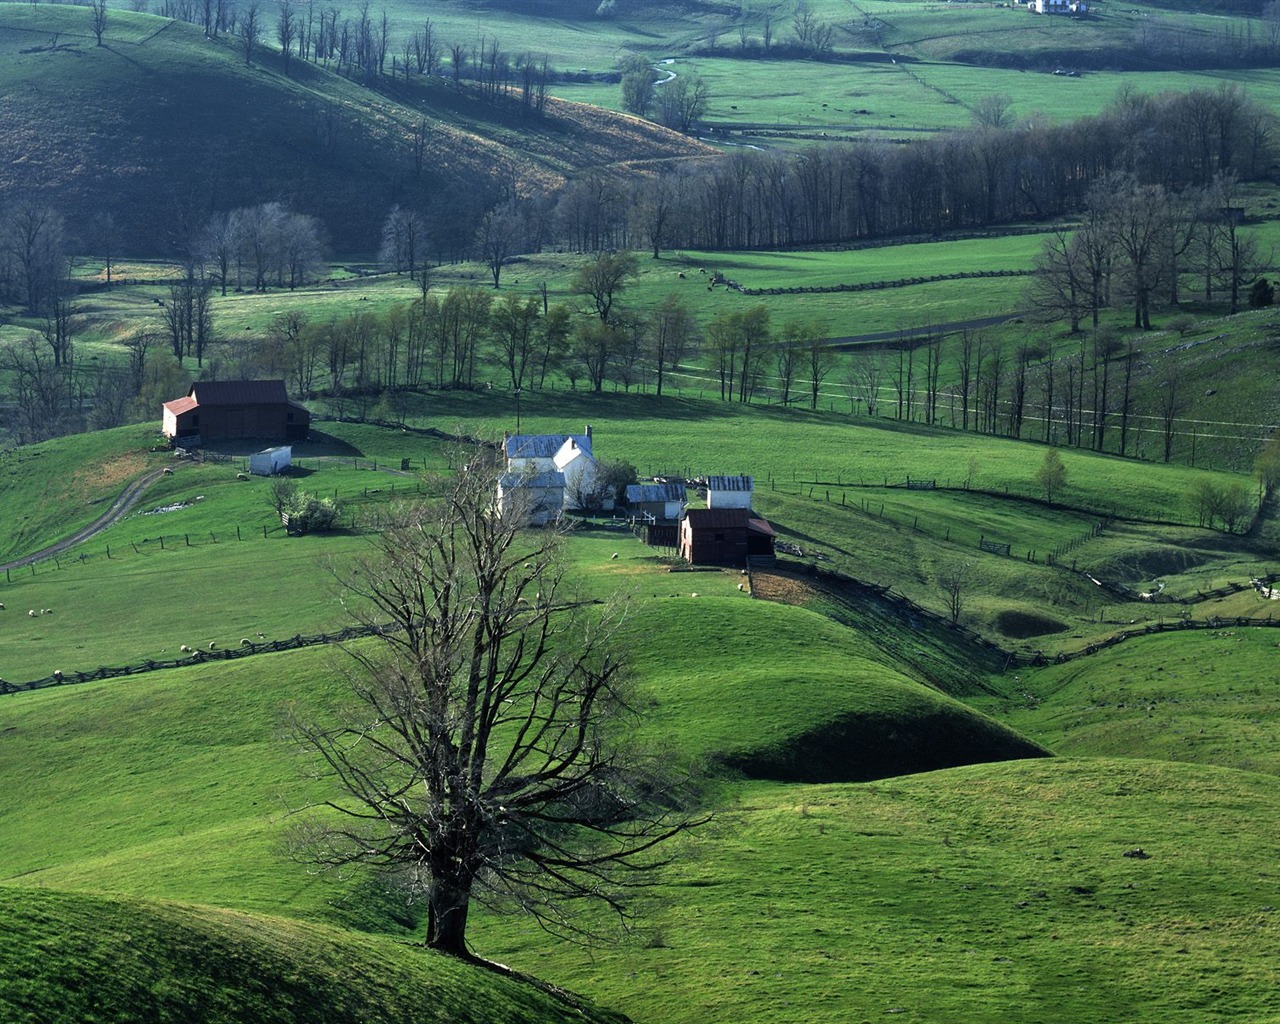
[519,84,1277,254]
[1032,172,1267,333]
[154,0,557,117]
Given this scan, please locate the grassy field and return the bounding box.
[0,887,628,1024]
[3,412,1279,1022]
[480,759,1280,1024]
[989,627,1280,776]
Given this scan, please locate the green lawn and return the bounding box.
[991,627,1280,776]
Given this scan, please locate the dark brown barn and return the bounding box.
[679,508,775,567]
[162,380,311,444]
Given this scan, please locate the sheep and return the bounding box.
[236,472,249,481]
[690,593,699,598]
[52,670,63,683]
[737,583,745,591]
[162,467,175,475]
[241,637,253,646]
[208,642,217,650]
[611,552,618,560]
[0,602,5,610]
[180,644,192,653]
[29,609,36,617]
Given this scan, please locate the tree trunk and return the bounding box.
[426,871,473,957]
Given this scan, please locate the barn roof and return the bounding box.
[506,433,592,460]
[163,396,198,416]
[706,475,753,492]
[683,508,775,535]
[625,482,686,503]
[188,379,295,406]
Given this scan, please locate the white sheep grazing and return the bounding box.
[690,592,699,598]
[236,472,249,480]
[737,583,745,591]
[180,644,191,653]
[162,467,174,475]
[29,609,36,617]
[241,637,253,646]
[0,602,5,610]
[256,632,266,639]
[610,552,618,559]
[208,642,217,650]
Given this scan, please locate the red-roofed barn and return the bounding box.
[162,380,311,445]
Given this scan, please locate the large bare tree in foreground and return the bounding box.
[294,463,701,959]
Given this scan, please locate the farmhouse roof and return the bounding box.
[625,482,686,503]
[505,432,593,460]
[684,508,772,533]
[706,475,753,492]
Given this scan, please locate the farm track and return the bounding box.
[0,468,166,572]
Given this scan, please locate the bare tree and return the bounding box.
[293,463,701,957]
[476,201,526,289]
[1155,367,1187,463]
[573,249,639,324]
[970,93,1014,129]
[938,560,972,626]
[648,292,696,398]
[239,1,260,65]
[277,0,296,75]
[1034,448,1068,503]
[657,74,709,134]
[90,0,108,45]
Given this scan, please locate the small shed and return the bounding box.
[249,446,292,476]
[625,482,686,522]
[705,475,754,510]
[679,508,775,566]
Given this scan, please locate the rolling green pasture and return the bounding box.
[0,596,1035,903]
[0,888,626,1024]
[0,425,164,563]
[482,760,1280,1024]
[994,628,1280,775]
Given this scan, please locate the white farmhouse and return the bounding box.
[502,426,605,511]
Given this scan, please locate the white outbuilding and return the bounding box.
[249,445,292,476]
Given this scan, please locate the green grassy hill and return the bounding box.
[480,759,1280,1024]
[0,887,627,1024]
[0,4,707,254]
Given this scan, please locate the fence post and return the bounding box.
[185,534,190,547]
[160,536,165,550]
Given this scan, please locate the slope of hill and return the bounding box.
[0,887,627,1024]
[480,758,1280,1024]
[0,4,709,254]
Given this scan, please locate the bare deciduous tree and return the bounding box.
[293,463,702,957]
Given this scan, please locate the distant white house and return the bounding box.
[497,470,565,526]
[249,445,292,476]
[1029,0,1081,12]
[705,475,754,510]
[503,426,604,510]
